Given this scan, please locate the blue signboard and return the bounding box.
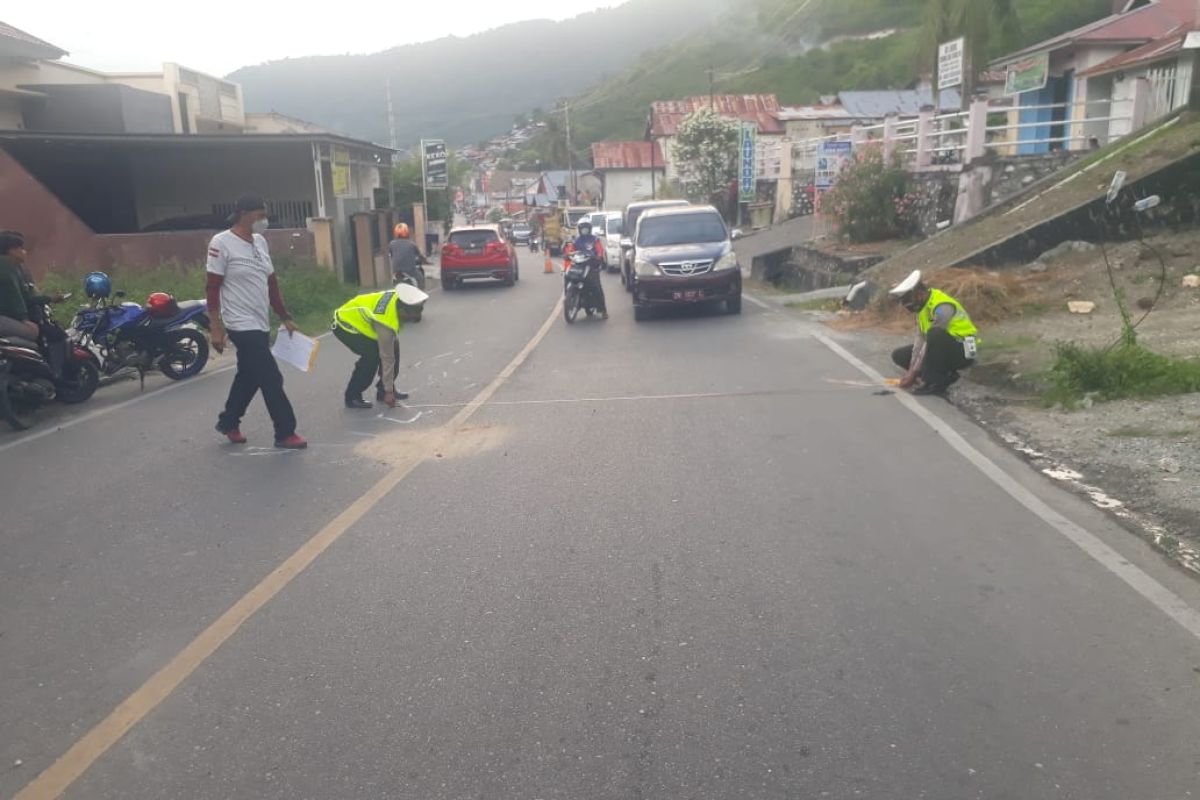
[739,123,757,203]
[815,141,853,189]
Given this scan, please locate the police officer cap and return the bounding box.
[889,270,922,296]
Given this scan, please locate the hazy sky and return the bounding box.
[9,0,617,77]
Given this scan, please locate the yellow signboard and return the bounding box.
[332,146,351,197]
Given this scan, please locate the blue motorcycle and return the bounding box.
[71,275,211,385]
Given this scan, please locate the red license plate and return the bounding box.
[672,290,702,301]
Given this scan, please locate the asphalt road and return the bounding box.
[3,247,1200,799]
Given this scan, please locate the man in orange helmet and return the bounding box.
[389,223,429,286]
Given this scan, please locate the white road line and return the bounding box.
[813,331,1200,643]
[0,332,332,455]
[401,388,814,409]
[743,293,774,310]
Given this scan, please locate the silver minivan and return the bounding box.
[619,199,689,290]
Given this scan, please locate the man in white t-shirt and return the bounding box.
[205,195,306,449]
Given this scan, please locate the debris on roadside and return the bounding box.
[1158,456,1182,474]
[1183,274,1200,289]
[1068,301,1097,314]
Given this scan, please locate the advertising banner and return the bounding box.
[739,122,757,203]
[422,139,448,190]
[815,141,852,189]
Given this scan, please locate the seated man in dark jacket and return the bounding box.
[0,230,67,374]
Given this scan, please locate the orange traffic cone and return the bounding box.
[544,251,554,274]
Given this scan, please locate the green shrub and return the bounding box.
[1046,342,1200,405]
[822,144,915,242]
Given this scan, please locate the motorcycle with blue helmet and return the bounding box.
[70,271,212,387]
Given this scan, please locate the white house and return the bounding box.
[591,140,665,210]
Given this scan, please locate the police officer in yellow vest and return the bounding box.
[889,270,978,396]
[333,283,429,409]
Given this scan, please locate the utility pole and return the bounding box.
[386,78,397,207]
[564,102,576,203]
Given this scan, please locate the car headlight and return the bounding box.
[714,252,739,271]
[635,259,661,277]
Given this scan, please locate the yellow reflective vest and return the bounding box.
[334,289,402,340]
[918,288,977,340]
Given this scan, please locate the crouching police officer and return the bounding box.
[889,270,978,396]
[333,283,429,409]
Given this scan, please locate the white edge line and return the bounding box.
[812,331,1200,643]
[0,332,332,455]
[743,293,773,310]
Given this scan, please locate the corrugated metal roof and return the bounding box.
[649,95,785,136]
[0,20,67,59]
[590,140,664,170]
[992,0,1194,66]
[1079,20,1196,76]
[836,89,962,118]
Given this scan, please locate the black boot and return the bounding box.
[345,397,373,409]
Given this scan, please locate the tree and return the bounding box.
[671,108,740,214]
[922,0,1022,97]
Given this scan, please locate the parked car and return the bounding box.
[511,221,533,246]
[628,205,741,321]
[440,224,519,289]
[619,199,689,290]
[599,211,623,272]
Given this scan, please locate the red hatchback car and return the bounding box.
[440,225,519,289]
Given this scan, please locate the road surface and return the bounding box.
[3,247,1200,799]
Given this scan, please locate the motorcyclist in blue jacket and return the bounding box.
[564,221,607,319]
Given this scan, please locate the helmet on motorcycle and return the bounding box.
[577,221,592,236]
[146,292,179,318]
[394,223,410,239]
[84,271,112,299]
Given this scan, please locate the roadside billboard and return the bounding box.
[937,37,965,90]
[422,139,449,190]
[815,141,852,189]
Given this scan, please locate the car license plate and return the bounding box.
[673,290,701,301]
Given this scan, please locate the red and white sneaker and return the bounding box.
[274,434,308,449]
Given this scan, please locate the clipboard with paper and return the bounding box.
[271,330,320,372]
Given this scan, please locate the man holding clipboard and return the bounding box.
[332,283,429,409]
[206,195,307,449]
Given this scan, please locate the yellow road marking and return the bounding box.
[15,297,564,800]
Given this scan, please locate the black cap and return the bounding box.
[227,194,266,224]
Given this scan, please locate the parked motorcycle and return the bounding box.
[0,298,101,430]
[72,289,211,387]
[563,250,604,324]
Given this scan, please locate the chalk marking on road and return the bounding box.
[376,410,425,425]
[813,331,1200,643]
[12,300,564,800]
[0,332,333,456]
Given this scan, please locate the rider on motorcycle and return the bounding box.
[389,223,429,286]
[563,221,608,319]
[0,230,67,375]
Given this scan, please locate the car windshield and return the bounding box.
[637,213,727,247]
[566,210,589,226]
[606,217,623,235]
[449,230,498,248]
[513,224,531,233]
[591,219,606,234]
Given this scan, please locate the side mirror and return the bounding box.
[620,238,633,250]
[731,229,744,241]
